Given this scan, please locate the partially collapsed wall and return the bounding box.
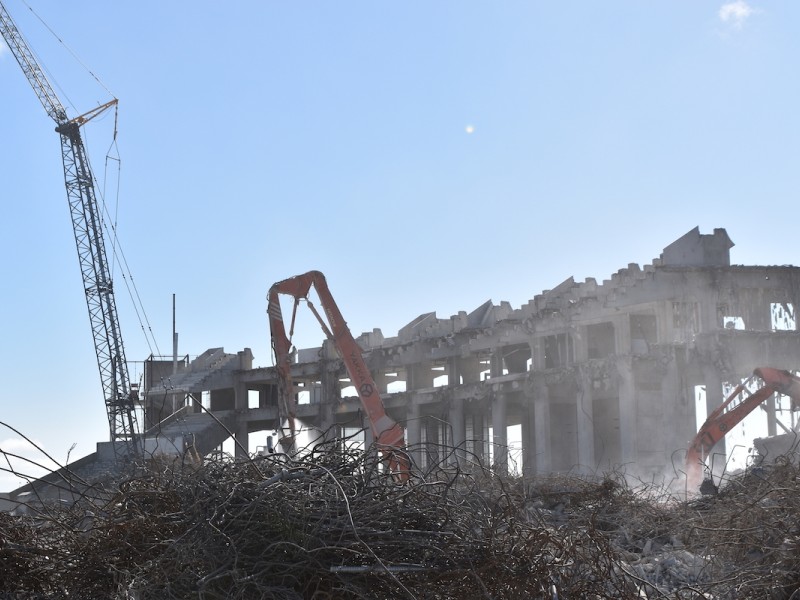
[144,226,800,482]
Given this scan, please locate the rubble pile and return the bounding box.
[1,444,800,599]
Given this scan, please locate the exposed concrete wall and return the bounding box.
[660,226,733,267]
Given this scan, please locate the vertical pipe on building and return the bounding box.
[172,293,178,375]
[171,293,179,414]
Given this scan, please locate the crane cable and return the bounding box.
[94,114,163,361]
[18,1,164,362]
[20,0,115,99]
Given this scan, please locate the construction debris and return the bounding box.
[1,441,800,599]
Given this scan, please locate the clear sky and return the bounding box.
[0,1,798,491]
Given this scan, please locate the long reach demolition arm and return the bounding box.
[268,270,409,480]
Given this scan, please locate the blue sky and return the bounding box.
[0,1,797,490]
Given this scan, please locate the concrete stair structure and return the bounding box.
[154,348,241,395]
[143,408,238,457]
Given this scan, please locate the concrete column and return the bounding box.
[492,392,508,475]
[531,339,546,372]
[470,411,486,465]
[792,282,800,331]
[316,400,335,444]
[616,315,632,356]
[234,380,248,411]
[660,351,688,459]
[325,367,343,403]
[616,356,636,464]
[532,376,552,474]
[234,420,249,460]
[445,357,465,462]
[448,397,466,465]
[372,370,389,394]
[576,371,595,474]
[318,369,338,440]
[703,367,726,473]
[490,351,504,378]
[521,387,536,478]
[406,398,421,471]
[447,357,460,387]
[424,417,440,468]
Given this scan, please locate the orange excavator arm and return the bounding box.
[268,270,409,480]
[686,367,800,489]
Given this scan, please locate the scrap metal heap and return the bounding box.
[3,442,800,598]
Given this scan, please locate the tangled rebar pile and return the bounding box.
[2,442,800,599]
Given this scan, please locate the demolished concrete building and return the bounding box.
[141,226,800,482]
[9,226,800,506]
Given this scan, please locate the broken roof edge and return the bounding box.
[323,227,797,350]
[393,300,517,344]
[377,227,741,343]
[659,226,734,268]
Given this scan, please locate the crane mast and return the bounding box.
[0,3,139,457]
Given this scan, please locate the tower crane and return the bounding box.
[0,3,140,458]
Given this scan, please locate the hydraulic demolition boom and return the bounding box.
[686,367,800,490]
[268,270,409,479]
[0,4,139,457]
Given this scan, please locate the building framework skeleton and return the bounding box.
[140,227,800,482]
[10,226,799,507]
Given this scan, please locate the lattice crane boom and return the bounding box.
[0,2,139,457]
